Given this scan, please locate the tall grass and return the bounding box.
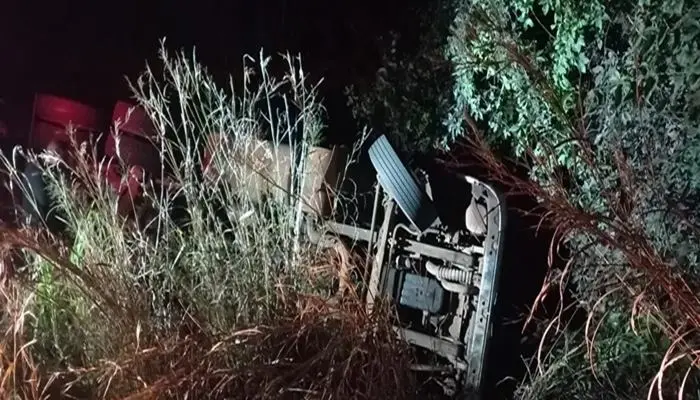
[0,43,416,399]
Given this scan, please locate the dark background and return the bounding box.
[0,0,422,145]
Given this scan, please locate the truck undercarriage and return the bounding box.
[304,135,506,398]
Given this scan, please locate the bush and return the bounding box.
[348,0,700,397]
[514,308,673,400]
[345,2,457,157]
[444,0,700,397]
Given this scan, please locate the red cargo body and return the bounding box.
[30,94,106,151]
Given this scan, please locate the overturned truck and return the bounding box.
[206,133,506,399]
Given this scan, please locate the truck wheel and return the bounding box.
[368,135,437,231]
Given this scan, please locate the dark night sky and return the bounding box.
[0,0,419,141]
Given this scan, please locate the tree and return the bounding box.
[350,0,700,396]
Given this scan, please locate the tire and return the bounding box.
[368,135,437,231]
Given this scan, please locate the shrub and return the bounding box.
[445,0,700,395]
[349,0,700,396]
[344,2,456,157]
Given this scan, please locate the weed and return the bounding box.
[0,42,415,399]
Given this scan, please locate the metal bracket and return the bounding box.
[460,177,506,393]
